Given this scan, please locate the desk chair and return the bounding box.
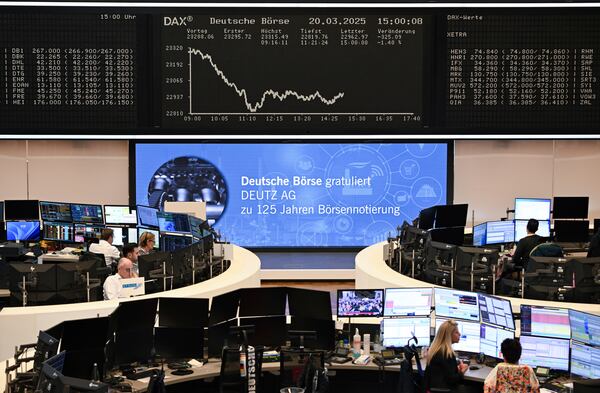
[423,241,456,287]
[279,349,326,393]
[453,246,498,293]
[219,346,264,393]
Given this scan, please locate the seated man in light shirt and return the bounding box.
[89,228,121,266]
[103,258,134,300]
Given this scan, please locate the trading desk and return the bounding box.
[356,241,600,316]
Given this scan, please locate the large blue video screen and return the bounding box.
[135,143,448,247]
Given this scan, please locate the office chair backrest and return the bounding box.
[529,243,564,258]
[220,346,264,393]
[279,349,325,393]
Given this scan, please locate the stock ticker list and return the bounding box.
[0,13,137,129]
[161,14,427,130]
[446,14,600,129]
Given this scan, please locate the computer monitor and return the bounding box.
[337,289,384,318]
[485,220,515,245]
[157,211,191,234]
[515,198,551,221]
[478,294,515,330]
[287,287,332,321]
[425,240,457,268]
[70,204,104,224]
[418,206,436,230]
[113,299,158,365]
[136,205,159,229]
[189,215,209,239]
[36,351,66,393]
[240,316,287,348]
[9,263,57,292]
[43,222,74,242]
[74,224,103,243]
[435,204,468,228]
[384,287,433,317]
[520,305,571,339]
[435,318,481,354]
[154,327,204,360]
[429,227,464,245]
[104,205,137,225]
[4,200,40,221]
[553,220,590,243]
[515,219,551,241]
[434,287,480,322]
[7,220,41,241]
[479,324,515,359]
[106,226,125,247]
[519,335,570,371]
[0,201,3,221]
[40,201,72,223]
[553,196,589,219]
[473,223,486,247]
[138,228,160,249]
[289,317,335,351]
[161,234,192,252]
[454,246,499,275]
[570,309,600,347]
[239,287,287,317]
[571,341,600,379]
[209,290,240,326]
[382,317,431,348]
[158,297,209,328]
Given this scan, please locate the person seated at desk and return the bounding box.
[89,228,121,266]
[121,242,140,277]
[506,218,544,276]
[587,230,600,257]
[103,258,134,300]
[484,338,539,393]
[138,231,156,256]
[424,319,468,393]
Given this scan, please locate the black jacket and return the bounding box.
[424,353,462,392]
[512,234,544,270]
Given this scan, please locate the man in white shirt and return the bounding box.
[103,258,134,300]
[89,228,121,266]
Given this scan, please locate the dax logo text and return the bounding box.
[163,16,192,26]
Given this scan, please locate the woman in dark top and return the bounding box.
[425,319,468,392]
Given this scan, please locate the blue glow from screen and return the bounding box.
[135,143,448,247]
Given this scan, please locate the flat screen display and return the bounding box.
[157,211,191,234]
[519,335,570,371]
[514,198,551,221]
[435,318,481,354]
[472,223,486,247]
[4,200,40,221]
[104,206,137,225]
[478,294,515,330]
[135,143,449,247]
[434,288,480,322]
[515,219,550,241]
[553,220,590,243]
[7,221,40,241]
[337,289,384,317]
[73,224,103,243]
[384,288,432,317]
[479,324,515,359]
[43,222,74,242]
[434,203,468,228]
[520,305,571,339]
[552,196,589,219]
[571,342,600,379]
[40,201,72,223]
[136,205,159,228]
[70,204,103,224]
[485,220,515,245]
[382,317,430,348]
[570,309,600,347]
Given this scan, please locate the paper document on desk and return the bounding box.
[120,277,145,297]
[188,359,204,368]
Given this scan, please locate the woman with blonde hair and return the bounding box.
[138,231,156,256]
[424,319,468,392]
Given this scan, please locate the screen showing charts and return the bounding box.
[135,143,448,248]
[382,317,430,348]
[337,289,384,317]
[435,318,480,354]
[479,324,515,359]
[74,224,103,243]
[514,220,550,241]
[570,342,600,379]
[514,198,551,221]
[434,288,480,322]
[137,205,159,228]
[40,201,72,223]
[384,288,432,317]
[478,294,514,330]
[160,13,428,131]
[157,212,191,234]
[70,204,104,224]
[6,221,40,241]
[43,222,74,242]
[472,223,486,246]
[520,305,570,339]
[519,336,570,371]
[485,220,515,245]
[105,206,137,225]
[570,310,600,347]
